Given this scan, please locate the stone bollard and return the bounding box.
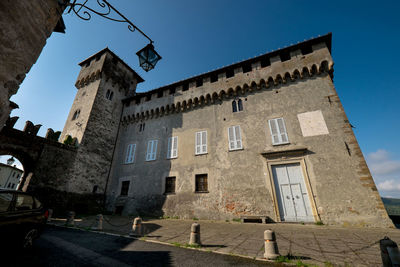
[48,209,53,222]
[189,222,201,246]
[264,230,280,260]
[93,214,103,231]
[129,217,143,237]
[66,211,75,226]
[380,236,400,267]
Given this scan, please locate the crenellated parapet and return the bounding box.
[121,34,334,125]
[74,47,143,96]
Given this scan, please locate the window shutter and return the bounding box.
[269,119,280,145]
[172,136,178,158]
[125,144,132,163]
[202,131,207,153]
[196,132,201,154]
[130,144,136,162]
[146,141,152,161]
[228,127,235,150]
[152,140,158,160]
[277,118,288,143]
[167,137,172,159]
[235,126,242,149]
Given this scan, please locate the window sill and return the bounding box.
[164,192,176,195]
[145,159,156,162]
[166,157,178,160]
[272,142,290,146]
[195,153,208,156]
[228,148,244,152]
[194,191,209,194]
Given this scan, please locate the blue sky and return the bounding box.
[4,0,400,196]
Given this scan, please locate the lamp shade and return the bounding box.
[136,43,162,72]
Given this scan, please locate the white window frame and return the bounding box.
[146,140,158,161]
[268,118,289,145]
[195,131,207,155]
[228,125,243,151]
[124,144,136,164]
[167,136,178,159]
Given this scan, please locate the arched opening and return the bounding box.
[0,155,24,190]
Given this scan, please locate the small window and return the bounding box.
[228,126,243,150]
[169,87,176,95]
[106,90,111,99]
[210,74,218,83]
[157,91,163,98]
[0,193,13,212]
[120,181,130,196]
[145,95,151,101]
[226,69,234,78]
[232,99,243,113]
[242,63,252,73]
[195,174,208,193]
[165,177,176,194]
[92,185,98,194]
[146,140,158,161]
[135,98,141,105]
[167,136,178,159]
[72,109,80,120]
[125,144,136,164]
[196,79,203,87]
[182,84,189,91]
[260,57,271,68]
[195,131,207,155]
[109,91,114,101]
[268,118,289,145]
[15,194,33,211]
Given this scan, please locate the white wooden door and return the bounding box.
[272,163,314,222]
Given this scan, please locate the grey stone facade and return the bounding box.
[59,34,393,227]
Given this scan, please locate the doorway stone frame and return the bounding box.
[262,147,320,223]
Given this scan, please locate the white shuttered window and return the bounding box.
[268,118,289,145]
[195,131,207,155]
[228,126,243,150]
[167,136,178,159]
[146,140,158,161]
[124,144,136,164]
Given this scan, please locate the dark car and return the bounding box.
[0,189,48,249]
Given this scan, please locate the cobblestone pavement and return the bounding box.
[49,216,400,266]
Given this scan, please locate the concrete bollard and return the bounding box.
[264,229,280,260]
[93,214,103,230]
[380,236,400,267]
[189,222,201,246]
[66,211,75,226]
[129,217,143,237]
[48,209,53,222]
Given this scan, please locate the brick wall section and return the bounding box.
[0,0,63,131]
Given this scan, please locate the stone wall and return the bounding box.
[0,0,64,131]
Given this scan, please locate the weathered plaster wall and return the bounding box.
[106,39,392,227]
[0,0,63,131]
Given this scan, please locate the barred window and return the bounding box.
[165,177,176,194]
[195,174,208,193]
[120,181,130,196]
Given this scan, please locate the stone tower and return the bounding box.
[60,48,144,194]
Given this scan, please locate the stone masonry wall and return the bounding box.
[0,0,63,131]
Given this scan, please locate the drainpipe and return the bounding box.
[103,99,125,209]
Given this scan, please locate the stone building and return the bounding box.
[0,161,23,190]
[58,33,393,227]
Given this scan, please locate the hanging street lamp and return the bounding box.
[60,0,162,71]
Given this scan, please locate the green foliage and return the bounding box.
[315,221,324,225]
[192,217,199,221]
[63,135,75,146]
[232,218,241,222]
[275,255,291,263]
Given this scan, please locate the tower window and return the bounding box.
[157,91,163,98]
[106,90,113,100]
[196,79,203,87]
[72,109,80,120]
[226,69,234,78]
[232,99,243,113]
[182,84,189,91]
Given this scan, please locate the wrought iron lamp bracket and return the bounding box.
[62,0,153,44]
